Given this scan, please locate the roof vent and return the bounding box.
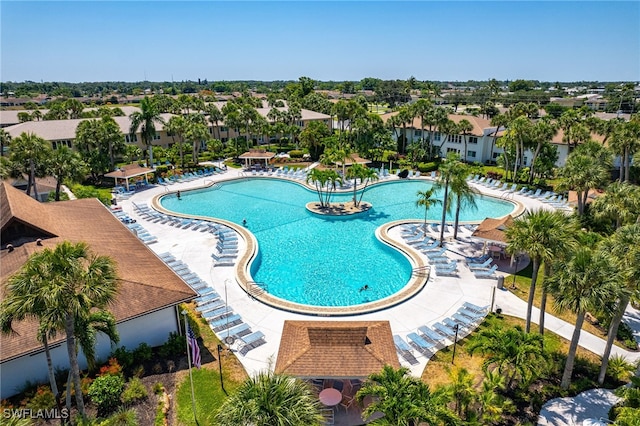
[7,244,14,252]
[36,238,43,246]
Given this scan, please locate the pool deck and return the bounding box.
[115,167,640,383]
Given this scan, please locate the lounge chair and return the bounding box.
[407,333,435,354]
[239,331,266,355]
[506,184,517,193]
[457,307,486,321]
[463,302,488,314]
[393,335,419,365]
[467,258,493,270]
[425,247,446,258]
[196,300,226,314]
[418,326,446,343]
[203,306,234,321]
[443,317,465,332]
[432,322,456,338]
[527,188,542,198]
[210,314,242,331]
[473,264,498,278]
[223,323,252,339]
[452,313,478,327]
[195,292,219,304]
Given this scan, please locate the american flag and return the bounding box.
[187,324,201,368]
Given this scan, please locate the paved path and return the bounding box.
[538,388,620,426]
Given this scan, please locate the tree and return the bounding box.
[547,246,619,389]
[306,168,342,208]
[467,326,545,390]
[416,187,442,233]
[608,116,640,182]
[356,365,458,426]
[457,119,473,163]
[591,182,640,229]
[184,114,210,164]
[165,115,188,168]
[49,146,86,201]
[412,99,434,150]
[505,210,579,334]
[597,225,640,385]
[441,367,476,418]
[206,104,224,141]
[215,371,323,426]
[0,128,11,157]
[299,120,330,161]
[44,242,119,417]
[488,113,509,165]
[528,118,558,184]
[435,153,461,246]
[9,132,51,198]
[559,140,612,215]
[75,119,111,179]
[129,96,165,166]
[449,162,477,240]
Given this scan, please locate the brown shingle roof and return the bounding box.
[471,215,514,243]
[238,150,276,160]
[1,182,58,237]
[0,184,197,362]
[104,164,154,179]
[381,111,491,137]
[274,321,400,378]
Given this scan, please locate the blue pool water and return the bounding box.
[160,179,515,307]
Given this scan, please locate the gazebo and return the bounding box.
[104,164,154,192]
[274,320,400,380]
[238,149,276,169]
[335,154,371,167]
[471,215,514,258]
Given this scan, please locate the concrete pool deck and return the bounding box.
[115,168,640,383]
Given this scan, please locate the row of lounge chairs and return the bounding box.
[157,168,225,185]
[464,255,499,278]
[132,202,236,235]
[211,230,239,267]
[157,252,265,355]
[111,210,159,244]
[393,303,489,365]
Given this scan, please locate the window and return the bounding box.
[414,130,422,137]
[450,135,462,144]
[467,151,476,158]
[52,140,72,150]
[446,148,460,154]
[220,126,228,132]
[523,157,528,166]
[469,136,478,144]
[492,152,500,159]
[209,128,213,135]
[154,133,161,140]
[297,121,304,127]
[125,134,138,143]
[434,132,441,141]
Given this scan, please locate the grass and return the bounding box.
[175,308,248,426]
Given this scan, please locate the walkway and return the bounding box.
[115,170,640,383]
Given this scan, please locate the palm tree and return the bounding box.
[435,153,460,246]
[547,246,620,389]
[505,210,579,334]
[416,187,441,233]
[129,96,165,167]
[356,365,458,426]
[559,140,612,216]
[307,168,342,208]
[441,367,476,418]
[0,251,63,404]
[591,182,640,229]
[467,326,545,390]
[528,118,558,184]
[215,371,323,426]
[9,132,50,198]
[597,224,640,385]
[45,241,119,417]
[165,115,188,168]
[449,162,477,240]
[0,128,12,157]
[457,119,473,163]
[206,104,224,141]
[48,146,86,201]
[608,116,640,183]
[488,113,508,168]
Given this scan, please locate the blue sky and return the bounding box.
[1,1,638,83]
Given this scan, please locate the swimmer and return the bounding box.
[242,218,247,226]
[177,190,181,200]
[359,285,369,292]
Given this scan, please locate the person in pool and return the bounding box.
[359,285,369,292]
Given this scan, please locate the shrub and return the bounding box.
[607,355,635,383]
[103,407,138,426]
[417,162,439,173]
[132,343,153,363]
[99,358,123,377]
[158,332,185,358]
[155,165,169,175]
[25,386,56,411]
[152,383,164,395]
[121,378,148,405]
[288,150,304,158]
[111,347,134,370]
[88,374,125,416]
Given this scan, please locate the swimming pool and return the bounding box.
[160,178,515,308]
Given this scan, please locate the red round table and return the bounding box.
[319,388,342,406]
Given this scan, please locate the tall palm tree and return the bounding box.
[45,241,119,417]
[129,96,165,167]
[591,182,640,229]
[356,365,458,426]
[505,210,579,333]
[547,246,620,389]
[1,251,64,403]
[9,132,50,198]
[48,146,86,201]
[488,113,509,168]
[467,326,545,390]
[435,153,460,246]
[165,115,188,168]
[416,187,441,233]
[608,116,640,183]
[346,164,379,207]
[597,224,640,385]
[559,141,612,215]
[449,162,477,240]
[206,104,224,141]
[441,367,476,418]
[457,119,473,163]
[528,118,558,184]
[215,371,323,426]
[0,128,12,157]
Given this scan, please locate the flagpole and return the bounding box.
[182,310,197,423]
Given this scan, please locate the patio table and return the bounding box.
[319,388,342,407]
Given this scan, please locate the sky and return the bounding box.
[1,1,638,83]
